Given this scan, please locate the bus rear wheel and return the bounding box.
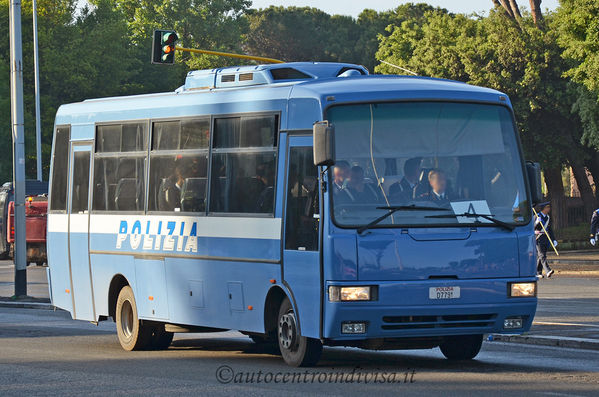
[439,334,483,360]
[277,297,322,367]
[115,286,152,351]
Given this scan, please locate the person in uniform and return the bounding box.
[535,202,557,278]
[344,166,381,203]
[332,161,350,194]
[590,208,599,246]
[417,169,451,207]
[389,157,422,202]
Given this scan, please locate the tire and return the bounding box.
[439,334,483,360]
[277,297,322,367]
[149,323,174,350]
[115,286,152,351]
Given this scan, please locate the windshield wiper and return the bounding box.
[357,205,450,234]
[425,212,515,231]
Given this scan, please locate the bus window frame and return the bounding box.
[92,119,150,215]
[147,115,211,215]
[85,112,281,218]
[206,112,281,218]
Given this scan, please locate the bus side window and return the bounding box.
[50,126,70,212]
[147,118,209,213]
[71,151,90,213]
[210,115,278,215]
[285,147,319,251]
[93,123,147,212]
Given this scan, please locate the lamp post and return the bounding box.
[9,0,28,297]
[33,0,42,181]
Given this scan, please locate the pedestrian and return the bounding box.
[590,208,599,246]
[535,202,557,278]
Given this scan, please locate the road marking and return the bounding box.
[534,321,599,328]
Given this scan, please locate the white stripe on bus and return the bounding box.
[48,213,282,240]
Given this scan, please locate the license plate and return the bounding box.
[429,286,460,299]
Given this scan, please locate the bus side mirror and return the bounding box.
[526,161,543,205]
[313,121,335,166]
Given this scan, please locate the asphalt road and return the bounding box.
[1,307,599,396]
[1,261,599,395]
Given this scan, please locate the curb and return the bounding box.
[0,300,54,310]
[490,334,599,351]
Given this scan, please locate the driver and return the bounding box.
[418,169,451,206]
[344,166,381,203]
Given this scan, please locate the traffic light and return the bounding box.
[152,30,178,64]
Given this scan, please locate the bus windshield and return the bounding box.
[328,101,531,228]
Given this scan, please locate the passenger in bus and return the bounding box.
[389,157,422,202]
[344,166,382,203]
[158,159,186,211]
[417,169,452,207]
[255,163,275,213]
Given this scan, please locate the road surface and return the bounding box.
[1,306,599,396]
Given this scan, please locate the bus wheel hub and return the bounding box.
[278,313,297,350]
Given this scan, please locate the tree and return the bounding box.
[554,1,599,93]
[354,4,440,71]
[376,4,597,229]
[555,0,599,185]
[243,4,441,72]
[243,6,334,62]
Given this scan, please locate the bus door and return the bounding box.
[68,143,95,321]
[283,135,321,338]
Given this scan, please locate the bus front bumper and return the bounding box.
[323,278,537,341]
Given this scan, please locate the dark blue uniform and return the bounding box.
[590,209,599,244]
[535,211,555,276]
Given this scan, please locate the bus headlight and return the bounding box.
[328,286,376,302]
[509,282,536,297]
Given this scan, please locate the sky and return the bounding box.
[249,0,560,18]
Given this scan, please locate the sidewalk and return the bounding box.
[0,260,51,308]
[492,276,599,350]
[548,248,599,265]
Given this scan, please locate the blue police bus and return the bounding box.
[47,62,540,366]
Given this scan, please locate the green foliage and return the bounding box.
[0,0,251,182]
[554,0,599,93]
[243,6,335,62]
[243,3,441,71]
[375,9,585,170]
[554,0,599,154]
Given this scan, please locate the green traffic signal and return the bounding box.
[152,29,178,64]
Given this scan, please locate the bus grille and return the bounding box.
[381,314,497,330]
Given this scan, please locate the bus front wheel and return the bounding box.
[115,286,152,351]
[277,297,322,367]
[439,334,483,360]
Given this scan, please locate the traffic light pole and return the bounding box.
[175,46,284,64]
[9,0,28,297]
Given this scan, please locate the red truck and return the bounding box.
[7,195,48,266]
